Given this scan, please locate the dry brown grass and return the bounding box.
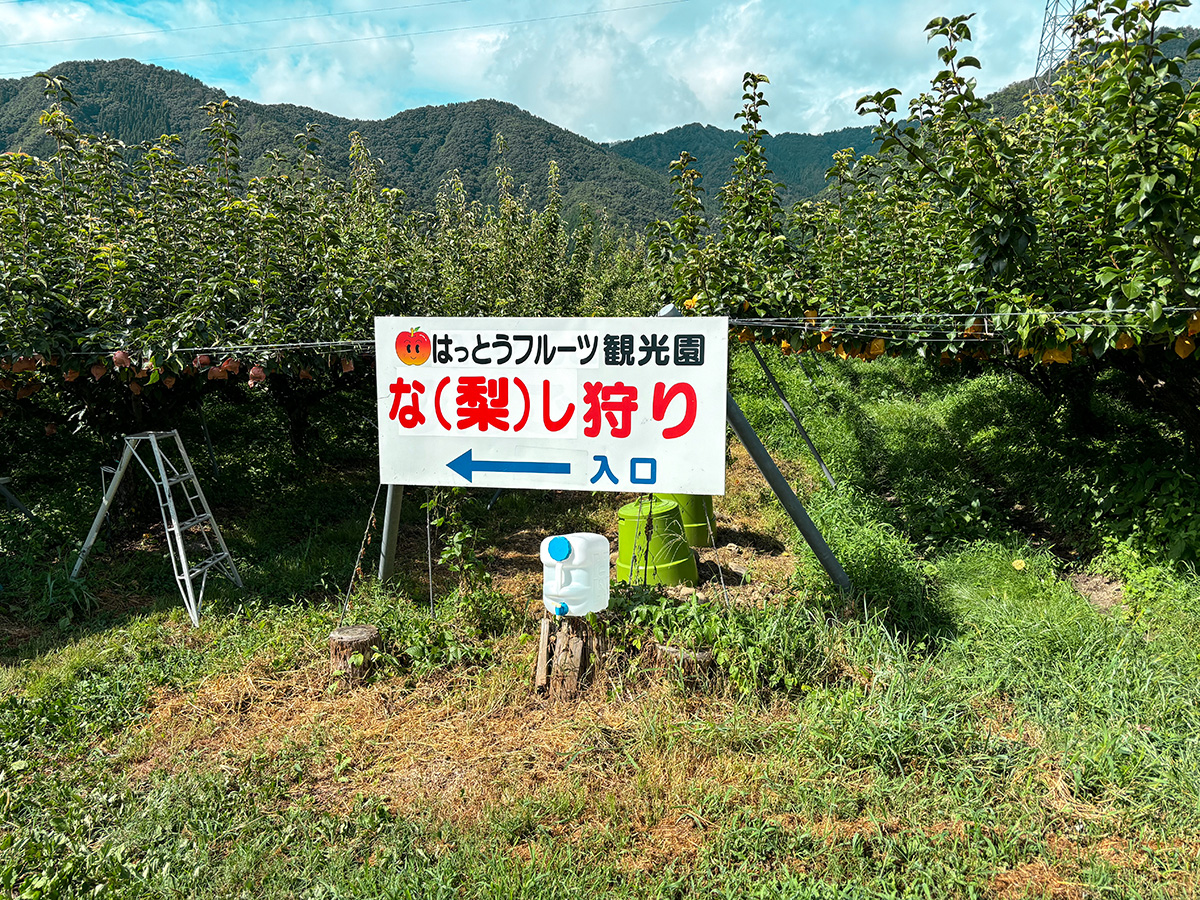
[0,616,39,657]
[614,814,708,873]
[125,658,773,834]
[119,641,1200,894]
[979,698,1047,749]
[990,860,1083,900]
[1018,755,1114,827]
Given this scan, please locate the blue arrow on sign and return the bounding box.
[447,449,571,483]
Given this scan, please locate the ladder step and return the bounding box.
[168,472,195,486]
[190,553,231,578]
[175,512,212,532]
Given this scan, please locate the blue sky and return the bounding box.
[4,0,1200,142]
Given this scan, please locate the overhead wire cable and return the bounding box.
[34,304,1200,359]
[733,306,1200,324]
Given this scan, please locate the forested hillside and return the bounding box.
[608,122,878,202]
[0,59,673,229]
[984,24,1200,118]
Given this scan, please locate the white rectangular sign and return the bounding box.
[376,316,728,494]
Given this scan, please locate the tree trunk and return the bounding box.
[266,373,315,455]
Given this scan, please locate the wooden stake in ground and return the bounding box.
[534,618,551,690]
[329,624,380,684]
[534,615,614,700]
[546,617,592,701]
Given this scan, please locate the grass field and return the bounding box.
[2,349,1198,899]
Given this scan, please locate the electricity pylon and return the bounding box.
[1035,0,1084,92]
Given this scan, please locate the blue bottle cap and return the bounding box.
[555,602,569,616]
[548,535,571,562]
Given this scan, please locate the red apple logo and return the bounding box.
[396,327,432,366]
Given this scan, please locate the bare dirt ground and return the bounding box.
[1069,572,1125,613]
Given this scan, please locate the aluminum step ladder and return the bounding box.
[0,476,35,521]
[72,430,242,626]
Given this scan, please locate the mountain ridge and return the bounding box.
[0,59,882,229]
[607,121,879,206]
[0,59,676,229]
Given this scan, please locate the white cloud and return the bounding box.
[7,0,1200,140]
[482,18,702,142]
[246,21,418,119]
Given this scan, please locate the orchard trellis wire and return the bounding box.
[35,305,1200,363]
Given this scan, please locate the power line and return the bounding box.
[0,0,689,76]
[0,0,482,51]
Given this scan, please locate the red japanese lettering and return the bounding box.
[434,376,452,430]
[653,382,696,439]
[583,381,637,438]
[388,377,426,429]
[542,380,574,432]
[513,378,531,432]
[456,376,510,431]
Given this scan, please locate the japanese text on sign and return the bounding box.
[376,317,728,494]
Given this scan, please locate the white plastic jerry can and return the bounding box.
[540,533,611,617]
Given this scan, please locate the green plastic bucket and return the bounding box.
[660,493,715,547]
[615,497,698,586]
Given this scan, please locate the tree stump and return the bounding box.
[534,616,606,701]
[329,624,380,684]
[650,643,714,684]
